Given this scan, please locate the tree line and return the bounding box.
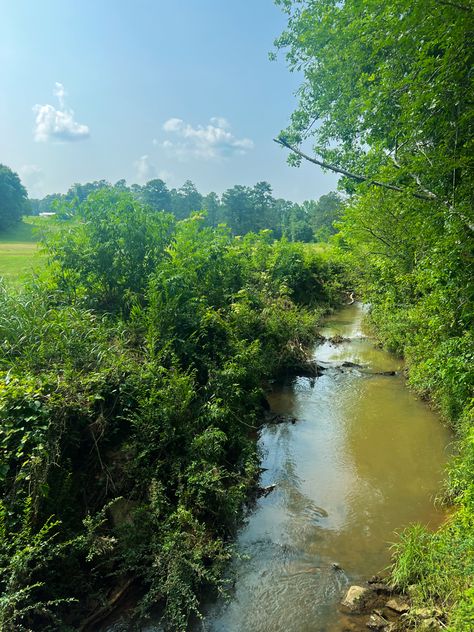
[28,176,343,241]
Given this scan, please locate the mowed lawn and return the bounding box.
[0,218,46,285]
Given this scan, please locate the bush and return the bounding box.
[0,196,340,629]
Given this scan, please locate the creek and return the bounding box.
[199,302,452,631]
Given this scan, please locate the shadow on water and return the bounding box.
[197,303,452,632]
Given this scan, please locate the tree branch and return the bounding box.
[274,137,474,231]
[436,0,473,13]
[274,137,437,202]
[389,155,439,201]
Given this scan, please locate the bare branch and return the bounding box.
[274,137,474,231]
[274,137,437,202]
[389,155,439,201]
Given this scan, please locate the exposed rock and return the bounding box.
[257,483,277,497]
[419,618,442,631]
[363,370,397,376]
[411,606,443,619]
[366,613,388,630]
[264,412,297,425]
[292,360,322,377]
[328,334,351,344]
[386,597,410,614]
[369,583,392,595]
[331,562,342,571]
[341,585,372,611]
[108,498,137,527]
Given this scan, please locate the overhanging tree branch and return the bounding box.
[436,0,473,13]
[274,137,474,231]
[273,137,437,202]
[389,155,440,202]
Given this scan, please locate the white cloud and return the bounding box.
[210,116,230,129]
[135,155,156,183]
[163,118,185,133]
[53,82,66,108]
[19,164,44,197]
[161,116,254,159]
[33,83,90,143]
[134,155,173,185]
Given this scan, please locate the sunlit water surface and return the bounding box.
[197,303,452,632]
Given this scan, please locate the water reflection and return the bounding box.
[201,304,451,631]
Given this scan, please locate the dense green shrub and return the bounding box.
[0,194,341,630]
[41,190,175,312]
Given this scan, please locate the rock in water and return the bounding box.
[366,613,388,630]
[257,483,277,497]
[341,585,370,611]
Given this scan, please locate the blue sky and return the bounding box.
[0,1,337,201]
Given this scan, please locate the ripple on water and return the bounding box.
[200,304,451,631]
[205,542,350,632]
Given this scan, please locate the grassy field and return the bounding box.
[0,217,46,285]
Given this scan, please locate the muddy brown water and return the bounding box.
[197,303,452,632]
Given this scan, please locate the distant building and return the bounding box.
[39,212,56,217]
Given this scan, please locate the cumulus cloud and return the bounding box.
[134,155,173,184]
[135,155,155,183]
[53,82,66,108]
[18,164,44,197]
[161,116,254,159]
[33,83,90,142]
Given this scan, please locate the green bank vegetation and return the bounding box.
[0,218,46,285]
[275,0,473,628]
[1,0,473,628]
[0,189,343,630]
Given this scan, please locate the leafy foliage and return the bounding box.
[0,193,342,630]
[0,165,28,232]
[42,190,175,312]
[275,0,474,626]
[30,175,344,243]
